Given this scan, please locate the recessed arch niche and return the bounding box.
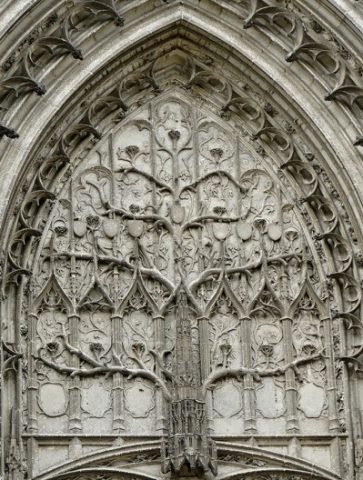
[1,4,363,480]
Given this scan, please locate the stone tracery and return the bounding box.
[1,3,363,480]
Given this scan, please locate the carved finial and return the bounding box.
[0,123,19,139]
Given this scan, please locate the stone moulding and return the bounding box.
[28,442,342,480]
[0,0,124,138]
[0,2,363,480]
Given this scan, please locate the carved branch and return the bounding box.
[210,321,240,362]
[180,170,247,194]
[62,328,101,367]
[139,266,175,292]
[121,350,172,400]
[52,251,176,291]
[35,340,173,401]
[182,214,240,232]
[150,349,173,381]
[117,166,172,193]
[106,205,175,235]
[188,253,263,293]
[2,341,22,375]
[202,351,324,395]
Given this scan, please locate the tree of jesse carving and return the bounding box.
[30,95,337,476]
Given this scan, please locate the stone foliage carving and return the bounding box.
[0,35,361,480]
[29,95,334,422]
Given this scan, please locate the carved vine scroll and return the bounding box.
[18,91,340,474]
[1,47,358,480]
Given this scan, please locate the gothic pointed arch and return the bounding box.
[1,2,363,480]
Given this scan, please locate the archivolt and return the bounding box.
[0,1,362,231]
[1,2,363,480]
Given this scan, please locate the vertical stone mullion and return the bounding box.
[153,314,167,434]
[198,316,210,381]
[28,313,38,433]
[111,313,125,433]
[282,316,299,433]
[68,313,81,432]
[322,315,340,432]
[198,316,213,433]
[240,315,256,433]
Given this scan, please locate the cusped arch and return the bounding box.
[1,3,363,480]
[30,441,342,480]
[0,3,362,232]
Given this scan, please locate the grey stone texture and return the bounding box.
[0,1,363,480]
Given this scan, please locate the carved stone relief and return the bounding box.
[0,11,362,479]
[2,87,344,477]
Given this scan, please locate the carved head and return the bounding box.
[90,342,104,354]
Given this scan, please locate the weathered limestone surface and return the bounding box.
[0,2,363,480]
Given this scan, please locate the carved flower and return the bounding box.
[54,225,68,236]
[263,102,275,116]
[313,232,324,241]
[178,374,194,386]
[259,344,274,357]
[219,342,232,356]
[46,341,59,353]
[302,343,316,356]
[253,217,267,232]
[213,206,227,216]
[129,204,141,214]
[168,129,181,141]
[210,147,224,159]
[90,342,104,353]
[125,145,140,158]
[115,15,124,27]
[86,215,101,230]
[132,342,145,356]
